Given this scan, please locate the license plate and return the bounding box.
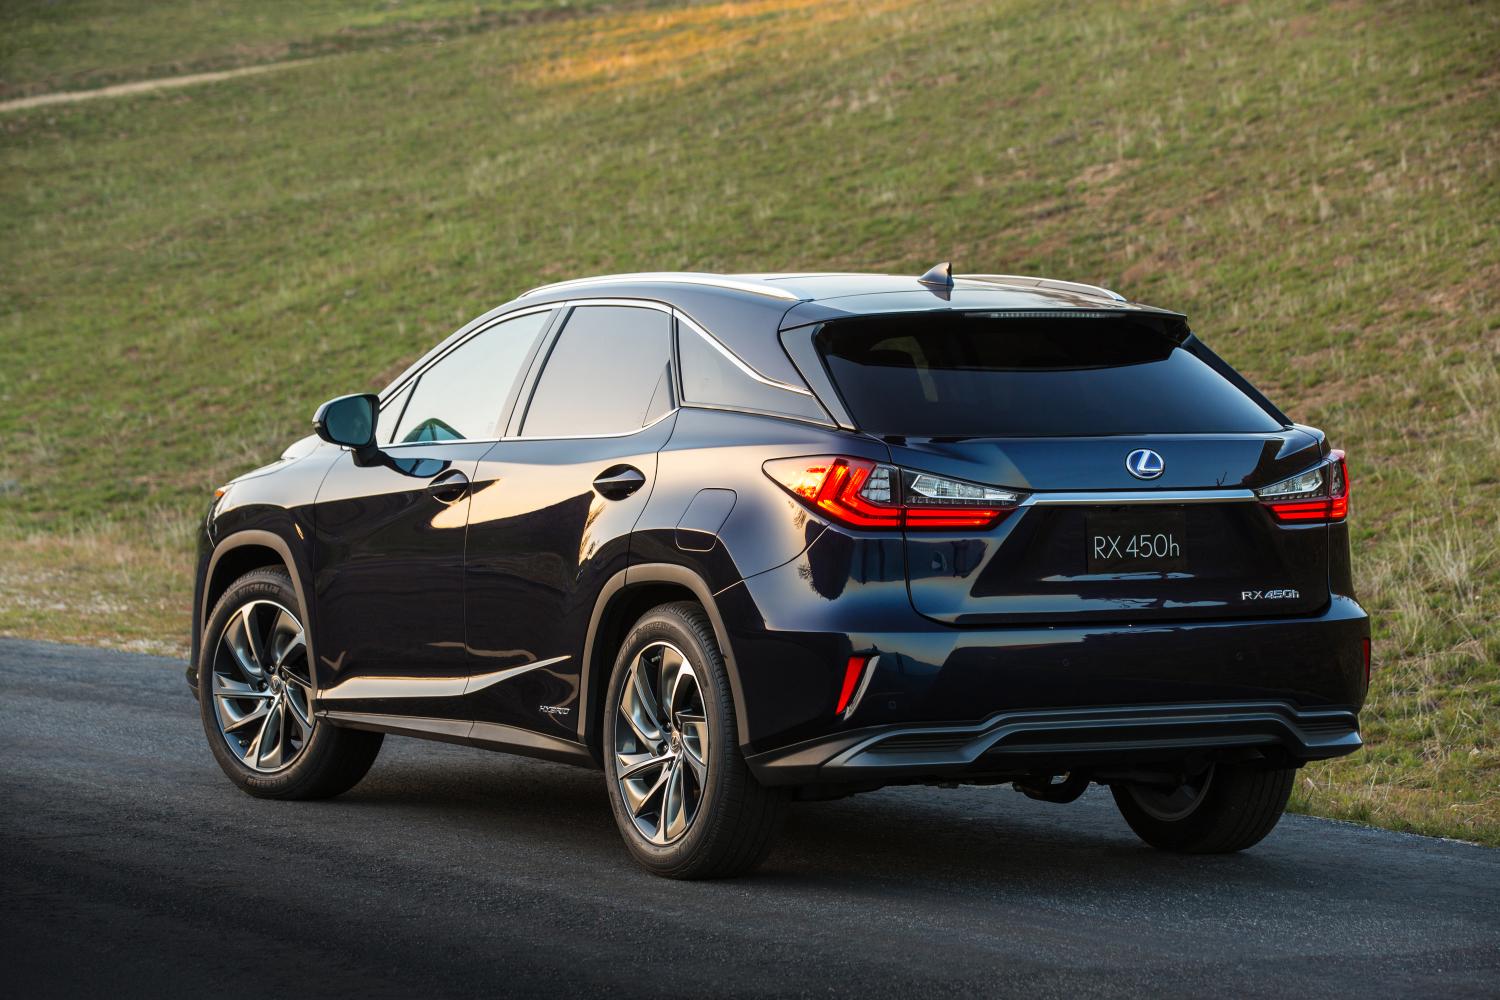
[1086,512,1187,572]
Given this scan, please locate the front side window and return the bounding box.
[521,306,673,437]
[390,310,552,443]
[379,381,414,444]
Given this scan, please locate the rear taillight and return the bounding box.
[1257,449,1349,523]
[764,456,1024,531]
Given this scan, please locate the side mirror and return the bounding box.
[313,393,380,464]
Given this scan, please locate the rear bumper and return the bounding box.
[718,532,1370,767]
[746,700,1361,786]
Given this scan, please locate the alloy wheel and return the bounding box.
[211,599,315,773]
[1126,765,1216,822]
[613,641,710,845]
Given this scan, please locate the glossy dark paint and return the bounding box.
[312,443,491,693]
[189,274,1369,792]
[462,415,676,736]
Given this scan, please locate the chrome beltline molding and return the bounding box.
[317,654,569,701]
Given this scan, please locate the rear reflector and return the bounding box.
[1362,637,1371,687]
[835,655,868,716]
[764,455,1023,532]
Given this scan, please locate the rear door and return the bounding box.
[463,303,676,740]
[813,311,1330,625]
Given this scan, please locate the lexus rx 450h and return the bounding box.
[190,267,1369,878]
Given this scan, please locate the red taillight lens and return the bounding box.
[764,456,1023,532]
[1259,449,1349,523]
[1362,637,1371,687]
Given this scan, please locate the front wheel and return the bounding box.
[198,568,383,800]
[602,602,787,879]
[1110,762,1296,853]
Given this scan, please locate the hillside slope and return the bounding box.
[2,0,1496,843]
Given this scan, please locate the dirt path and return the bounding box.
[0,59,319,114]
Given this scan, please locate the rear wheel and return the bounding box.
[1110,762,1295,853]
[198,568,383,800]
[602,602,787,879]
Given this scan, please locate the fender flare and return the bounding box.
[197,529,318,695]
[580,562,751,753]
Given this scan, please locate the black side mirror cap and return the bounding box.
[313,393,380,463]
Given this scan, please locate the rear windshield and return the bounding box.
[816,313,1282,437]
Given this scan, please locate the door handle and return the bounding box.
[592,465,647,501]
[427,468,471,504]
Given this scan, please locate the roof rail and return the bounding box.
[519,272,801,302]
[957,274,1127,303]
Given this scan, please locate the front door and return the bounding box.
[310,307,555,718]
[464,303,676,742]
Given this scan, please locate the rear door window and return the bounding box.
[816,313,1282,437]
[391,310,552,443]
[521,306,673,437]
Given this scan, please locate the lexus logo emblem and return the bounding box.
[1125,448,1165,480]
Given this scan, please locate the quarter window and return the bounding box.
[390,310,551,443]
[678,323,828,423]
[521,306,673,437]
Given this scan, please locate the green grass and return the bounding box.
[0,0,646,99]
[2,0,1497,843]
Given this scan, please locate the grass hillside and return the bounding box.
[2,0,1496,844]
[0,0,641,99]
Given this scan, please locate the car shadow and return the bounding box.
[337,742,1326,900]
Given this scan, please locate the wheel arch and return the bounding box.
[194,529,314,690]
[580,563,750,760]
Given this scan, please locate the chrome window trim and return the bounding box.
[379,301,560,405]
[560,297,675,314]
[675,311,815,396]
[380,438,502,451]
[678,401,834,430]
[511,299,681,440]
[376,295,826,447]
[1021,489,1256,506]
[778,322,856,430]
[513,407,677,442]
[519,272,801,302]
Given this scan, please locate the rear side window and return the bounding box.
[391,310,552,443]
[522,306,673,437]
[816,313,1282,437]
[678,323,828,423]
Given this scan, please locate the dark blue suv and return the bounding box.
[189,267,1369,878]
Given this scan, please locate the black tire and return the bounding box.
[1110,762,1296,853]
[602,601,787,879]
[197,567,382,800]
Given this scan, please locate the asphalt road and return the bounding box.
[3,639,1497,998]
